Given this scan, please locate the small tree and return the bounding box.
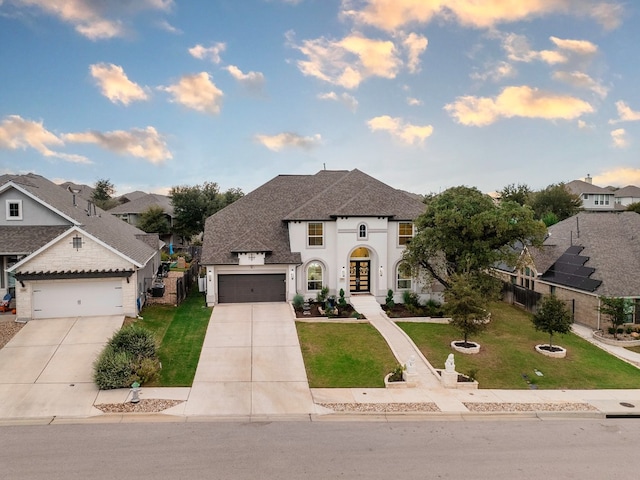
[92,178,118,210]
[444,273,488,347]
[598,296,627,339]
[532,295,573,350]
[137,205,171,234]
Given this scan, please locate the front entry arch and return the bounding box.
[350,247,370,293]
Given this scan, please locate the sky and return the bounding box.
[1,0,639,198]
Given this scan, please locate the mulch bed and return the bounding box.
[295,302,362,319]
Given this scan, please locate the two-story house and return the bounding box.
[201,169,439,306]
[0,173,162,320]
[566,175,616,211]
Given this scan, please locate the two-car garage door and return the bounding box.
[32,280,124,319]
[218,274,286,303]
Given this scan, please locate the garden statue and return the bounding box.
[445,353,455,373]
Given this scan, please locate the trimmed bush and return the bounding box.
[402,290,420,307]
[292,294,305,310]
[93,346,135,390]
[109,324,157,359]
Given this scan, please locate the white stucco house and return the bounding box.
[0,173,163,320]
[202,169,441,306]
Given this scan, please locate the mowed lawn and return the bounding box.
[399,302,640,389]
[296,322,399,388]
[135,289,212,387]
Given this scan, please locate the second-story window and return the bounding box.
[358,223,367,239]
[398,222,413,245]
[308,222,324,246]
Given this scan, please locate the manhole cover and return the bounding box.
[620,402,635,408]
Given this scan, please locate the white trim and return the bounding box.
[0,181,80,225]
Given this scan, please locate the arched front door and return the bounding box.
[350,247,370,293]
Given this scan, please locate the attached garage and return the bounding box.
[218,274,286,303]
[32,280,124,319]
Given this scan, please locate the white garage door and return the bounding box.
[32,280,124,319]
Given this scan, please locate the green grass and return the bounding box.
[398,302,640,389]
[135,289,212,386]
[296,322,399,388]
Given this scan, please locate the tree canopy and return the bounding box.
[499,183,532,206]
[531,295,573,349]
[444,273,489,345]
[171,182,243,239]
[598,296,627,339]
[528,183,582,225]
[137,205,170,235]
[403,186,547,291]
[92,178,118,210]
[627,202,640,214]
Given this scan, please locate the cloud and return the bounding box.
[609,101,640,124]
[402,32,428,73]
[157,19,181,34]
[64,126,171,163]
[553,71,607,98]
[549,36,598,56]
[406,97,422,106]
[254,132,322,151]
[317,91,359,111]
[90,63,149,105]
[0,115,90,163]
[5,0,174,40]
[289,31,405,89]
[444,85,593,126]
[341,0,623,32]
[188,43,226,63]
[610,128,628,148]
[160,72,224,114]
[225,65,266,92]
[471,61,516,82]
[594,167,640,186]
[367,115,433,144]
[501,33,567,64]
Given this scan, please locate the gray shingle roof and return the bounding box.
[108,193,174,217]
[565,179,614,196]
[530,211,640,296]
[614,185,640,198]
[0,226,69,254]
[0,173,159,267]
[202,169,426,265]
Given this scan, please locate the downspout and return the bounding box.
[597,296,601,331]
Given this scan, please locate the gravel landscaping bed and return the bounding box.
[0,318,24,349]
[94,399,184,413]
[463,402,599,412]
[319,402,440,413]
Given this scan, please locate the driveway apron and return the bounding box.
[185,303,315,417]
[0,316,123,419]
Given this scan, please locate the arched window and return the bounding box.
[307,262,323,291]
[396,262,412,290]
[358,223,367,239]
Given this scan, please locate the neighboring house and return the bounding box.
[0,173,163,320]
[614,185,640,208]
[108,193,178,246]
[566,175,616,211]
[201,169,440,306]
[496,211,640,330]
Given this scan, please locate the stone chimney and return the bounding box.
[585,174,592,184]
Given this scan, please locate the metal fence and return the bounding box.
[502,282,541,313]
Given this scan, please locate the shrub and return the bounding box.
[292,294,305,310]
[385,289,395,309]
[132,357,161,385]
[626,326,633,335]
[109,324,157,359]
[423,299,443,317]
[388,364,405,382]
[93,346,134,390]
[317,286,329,303]
[338,288,347,307]
[402,290,420,307]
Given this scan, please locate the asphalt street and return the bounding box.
[2,419,639,479]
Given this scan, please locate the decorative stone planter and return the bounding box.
[451,340,480,354]
[436,370,479,389]
[535,344,567,358]
[384,373,408,389]
[592,331,640,347]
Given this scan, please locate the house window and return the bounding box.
[396,263,412,290]
[307,262,323,291]
[307,223,324,246]
[358,223,367,239]
[550,285,556,294]
[6,200,22,220]
[72,235,84,250]
[583,194,589,200]
[398,222,413,245]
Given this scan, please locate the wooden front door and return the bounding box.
[349,261,370,293]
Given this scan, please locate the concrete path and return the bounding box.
[176,303,316,418]
[0,316,123,419]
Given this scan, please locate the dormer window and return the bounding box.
[6,200,22,220]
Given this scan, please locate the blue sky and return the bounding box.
[1,0,639,197]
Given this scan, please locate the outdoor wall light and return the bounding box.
[208,272,212,282]
[340,266,346,279]
[379,266,384,277]
[290,268,295,280]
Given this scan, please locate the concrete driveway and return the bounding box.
[0,316,123,419]
[182,303,316,418]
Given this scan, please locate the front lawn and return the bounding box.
[398,302,640,389]
[296,322,398,388]
[135,289,212,386]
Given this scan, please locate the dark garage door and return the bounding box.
[218,274,286,303]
